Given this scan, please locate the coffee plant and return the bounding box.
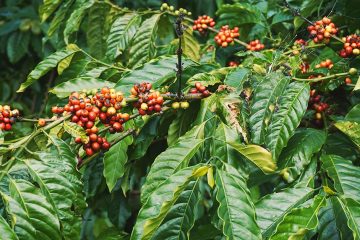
[1,0,360,239]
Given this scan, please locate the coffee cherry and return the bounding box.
[247,39,265,51]
[91,142,101,151]
[102,141,110,150]
[214,25,239,48]
[172,102,180,109]
[180,102,190,109]
[38,119,46,127]
[85,148,94,156]
[0,105,19,131]
[228,61,239,67]
[315,59,333,69]
[345,77,352,84]
[349,68,357,75]
[75,137,82,144]
[193,15,215,34]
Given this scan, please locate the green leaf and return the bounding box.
[228,142,276,173]
[265,82,310,160]
[334,121,360,148]
[115,56,196,93]
[86,2,110,59]
[63,121,88,143]
[354,76,360,91]
[317,197,351,240]
[223,67,250,89]
[336,197,360,239]
[39,0,62,22]
[140,137,204,204]
[1,190,36,239]
[278,128,326,182]
[128,14,162,68]
[151,179,200,240]
[50,77,115,98]
[103,132,133,192]
[7,32,30,63]
[106,13,141,61]
[47,1,71,36]
[9,179,62,240]
[216,3,264,27]
[215,166,261,240]
[17,47,80,92]
[181,28,200,62]
[0,215,18,240]
[57,53,75,75]
[167,107,197,147]
[249,73,290,144]
[63,0,94,44]
[321,154,360,202]
[270,195,326,240]
[187,67,233,87]
[131,165,209,240]
[345,104,360,122]
[255,187,314,237]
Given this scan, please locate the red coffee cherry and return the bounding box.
[193,15,215,34]
[214,25,240,48]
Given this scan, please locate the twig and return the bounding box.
[283,0,314,25]
[175,13,185,99]
[292,72,349,82]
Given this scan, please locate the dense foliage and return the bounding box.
[1,0,360,239]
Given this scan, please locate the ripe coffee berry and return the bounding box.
[308,89,329,124]
[247,40,265,51]
[193,15,215,33]
[38,119,46,127]
[214,25,240,48]
[345,77,352,84]
[228,61,239,67]
[0,105,20,131]
[307,17,337,43]
[188,82,211,97]
[300,62,310,74]
[339,34,360,58]
[294,39,307,46]
[131,82,164,115]
[315,59,333,69]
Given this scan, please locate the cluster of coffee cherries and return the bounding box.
[214,25,240,48]
[339,34,360,58]
[228,61,239,67]
[75,133,110,156]
[315,59,334,69]
[188,82,211,97]
[294,39,307,46]
[309,89,329,123]
[0,105,19,131]
[130,83,164,116]
[300,62,310,73]
[246,40,265,51]
[307,17,338,43]
[192,15,216,33]
[160,3,191,16]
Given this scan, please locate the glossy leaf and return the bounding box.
[106,13,141,61]
[181,28,200,61]
[50,77,115,98]
[216,166,261,240]
[63,121,88,143]
[334,121,360,148]
[278,128,326,182]
[131,165,209,240]
[18,47,80,92]
[128,14,161,68]
[9,179,62,240]
[265,82,310,160]
[140,137,204,204]
[228,142,276,173]
[270,195,326,240]
[321,154,360,202]
[336,197,360,239]
[115,56,195,93]
[187,67,233,87]
[0,215,18,240]
[249,73,290,144]
[103,132,133,192]
[151,179,200,240]
[39,0,62,22]
[345,104,360,122]
[255,187,314,237]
